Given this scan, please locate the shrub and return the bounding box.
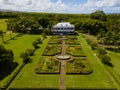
[85,38,91,44]
[97,47,107,54]
[20,52,30,64]
[32,41,39,49]
[36,38,42,44]
[26,49,34,56]
[42,32,46,39]
[97,47,112,66]
[89,41,97,50]
[99,54,111,65]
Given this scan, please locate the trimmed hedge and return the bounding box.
[0,63,25,90]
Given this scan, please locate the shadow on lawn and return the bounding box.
[0,60,18,80]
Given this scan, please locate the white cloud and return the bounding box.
[0,0,120,13]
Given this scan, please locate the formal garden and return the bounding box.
[0,34,119,90]
[0,11,120,89]
[35,35,93,75]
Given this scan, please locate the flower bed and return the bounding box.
[48,36,61,44]
[66,57,93,74]
[66,36,79,45]
[35,57,60,74]
[43,45,61,56]
[66,45,86,57]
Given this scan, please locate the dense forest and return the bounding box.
[0,10,120,47]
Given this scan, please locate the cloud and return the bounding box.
[0,0,120,13]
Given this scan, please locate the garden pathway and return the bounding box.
[60,60,66,90]
[59,36,66,90]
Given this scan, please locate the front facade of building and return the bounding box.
[51,22,75,35]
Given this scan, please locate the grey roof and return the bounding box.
[53,22,74,28]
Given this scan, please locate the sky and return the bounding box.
[0,0,120,14]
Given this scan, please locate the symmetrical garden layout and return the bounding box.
[35,36,92,75]
[34,35,93,89]
[8,34,119,90]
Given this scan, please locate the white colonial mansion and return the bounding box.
[51,22,75,35]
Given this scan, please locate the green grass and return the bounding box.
[1,34,119,89]
[3,34,41,64]
[0,19,7,32]
[106,51,120,86]
[9,36,60,89]
[0,33,17,44]
[65,34,117,89]
[0,34,41,86]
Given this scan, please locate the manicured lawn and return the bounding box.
[2,34,119,89]
[0,19,7,32]
[0,33,18,44]
[3,34,41,64]
[65,33,117,89]
[0,34,41,87]
[106,51,120,86]
[9,36,60,89]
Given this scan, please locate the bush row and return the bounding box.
[84,35,112,66]
[97,47,113,66]
[0,63,25,90]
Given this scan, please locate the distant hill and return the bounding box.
[0,9,19,12]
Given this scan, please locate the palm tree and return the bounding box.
[0,30,4,43]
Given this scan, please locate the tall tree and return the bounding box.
[0,45,14,62]
[90,10,107,21]
[0,30,4,43]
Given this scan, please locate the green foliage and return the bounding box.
[35,57,60,74]
[97,47,112,66]
[36,38,42,44]
[97,47,107,54]
[26,48,34,56]
[0,19,7,32]
[20,52,30,64]
[38,18,49,28]
[0,30,4,43]
[99,54,111,64]
[0,45,14,62]
[48,36,61,44]
[0,63,24,89]
[90,41,97,50]
[66,36,80,45]
[42,32,46,39]
[84,35,98,50]
[43,45,61,56]
[32,41,39,49]
[66,45,85,57]
[90,10,107,21]
[67,57,93,74]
